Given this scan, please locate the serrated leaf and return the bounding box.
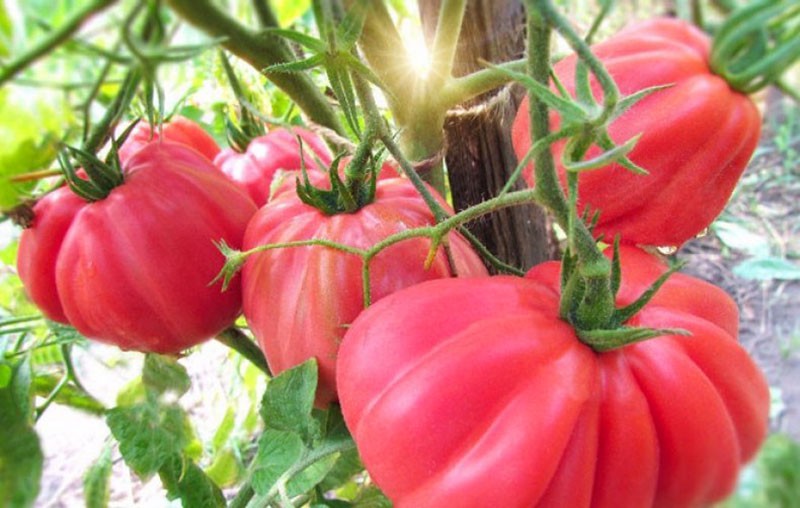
[142,354,190,396]
[83,444,112,508]
[251,429,306,496]
[733,257,800,281]
[106,402,189,478]
[158,453,226,508]
[260,359,320,441]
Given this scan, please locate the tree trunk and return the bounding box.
[418,0,554,272]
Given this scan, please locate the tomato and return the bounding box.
[17,186,86,324]
[337,245,769,507]
[118,115,221,163]
[511,18,761,247]
[241,178,489,406]
[19,142,257,354]
[214,127,333,205]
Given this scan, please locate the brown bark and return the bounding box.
[418,0,555,272]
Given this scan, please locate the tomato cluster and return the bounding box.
[14,14,771,508]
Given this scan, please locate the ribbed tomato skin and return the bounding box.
[241,178,489,406]
[30,142,257,354]
[511,18,761,247]
[118,116,221,164]
[215,127,333,206]
[337,246,769,507]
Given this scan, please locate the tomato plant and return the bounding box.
[512,17,762,247]
[1,0,796,506]
[241,177,488,406]
[337,245,770,507]
[18,142,256,354]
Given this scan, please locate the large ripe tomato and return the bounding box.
[337,246,769,507]
[242,178,489,406]
[118,115,221,163]
[19,142,257,354]
[214,127,333,205]
[511,18,761,247]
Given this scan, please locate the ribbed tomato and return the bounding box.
[19,142,257,353]
[215,127,333,205]
[337,246,769,507]
[118,115,221,163]
[242,178,488,406]
[511,18,761,247]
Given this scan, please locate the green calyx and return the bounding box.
[59,142,125,202]
[295,152,379,216]
[710,0,800,94]
[560,239,690,353]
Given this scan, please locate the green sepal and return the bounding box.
[579,326,691,353]
[58,142,125,202]
[612,258,686,326]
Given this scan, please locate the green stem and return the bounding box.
[165,0,346,136]
[525,0,614,329]
[429,0,468,89]
[534,0,620,122]
[215,327,271,376]
[83,65,142,154]
[441,59,527,109]
[0,0,118,87]
[252,0,280,28]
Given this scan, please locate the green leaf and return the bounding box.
[83,444,112,508]
[0,89,63,210]
[272,0,312,26]
[106,402,189,478]
[142,354,191,396]
[0,364,42,508]
[353,486,392,508]
[251,429,306,495]
[260,359,320,441]
[286,452,339,497]
[0,420,42,508]
[318,447,362,493]
[713,221,771,257]
[264,27,326,52]
[733,257,800,281]
[158,454,226,508]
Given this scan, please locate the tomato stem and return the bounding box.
[165,0,346,136]
[215,327,271,376]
